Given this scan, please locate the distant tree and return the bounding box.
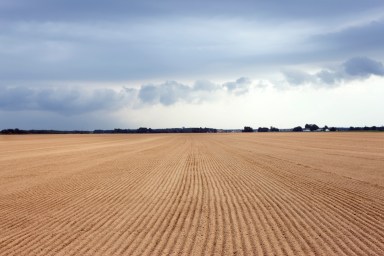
[137,127,149,133]
[293,126,303,132]
[257,127,269,132]
[270,126,279,132]
[242,126,253,132]
[304,124,320,131]
[310,124,319,131]
[329,127,337,132]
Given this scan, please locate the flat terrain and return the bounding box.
[0,133,383,255]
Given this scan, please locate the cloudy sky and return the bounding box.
[1,0,384,130]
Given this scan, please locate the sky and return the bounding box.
[1,0,384,130]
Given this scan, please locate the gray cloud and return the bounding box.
[138,81,190,106]
[282,57,384,87]
[0,86,131,114]
[282,70,316,86]
[193,80,220,92]
[223,77,252,95]
[0,20,255,81]
[343,57,384,77]
[2,1,383,22]
[316,70,341,85]
[0,77,254,114]
[138,79,251,105]
[313,21,384,57]
[1,1,383,83]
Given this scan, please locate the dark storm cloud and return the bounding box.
[282,57,384,87]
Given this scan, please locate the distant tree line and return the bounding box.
[243,126,280,132]
[1,127,218,135]
[1,125,383,135]
[349,126,384,131]
[0,129,92,135]
[241,124,384,133]
[283,124,338,132]
[97,127,218,134]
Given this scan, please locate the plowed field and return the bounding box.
[0,133,383,255]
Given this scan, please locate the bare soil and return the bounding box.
[0,133,383,255]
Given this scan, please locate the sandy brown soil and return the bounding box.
[0,133,383,255]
